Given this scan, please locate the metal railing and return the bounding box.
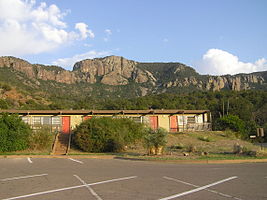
[178,123,212,132]
[66,132,72,155]
[51,132,59,155]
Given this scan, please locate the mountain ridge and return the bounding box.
[0,55,266,99]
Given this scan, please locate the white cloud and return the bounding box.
[105,29,112,35]
[84,43,93,47]
[0,0,94,56]
[75,22,95,39]
[52,50,111,70]
[104,28,112,42]
[163,38,169,42]
[197,49,267,75]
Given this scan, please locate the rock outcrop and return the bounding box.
[164,74,265,91]
[0,56,266,95]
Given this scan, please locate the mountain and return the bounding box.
[0,56,266,103]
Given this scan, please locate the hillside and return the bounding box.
[0,55,266,113]
[0,56,266,99]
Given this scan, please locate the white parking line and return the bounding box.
[3,176,137,200]
[27,158,32,164]
[74,175,103,200]
[159,176,237,200]
[163,176,243,200]
[68,158,83,164]
[1,174,48,182]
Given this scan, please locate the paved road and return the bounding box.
[0,158,266,200]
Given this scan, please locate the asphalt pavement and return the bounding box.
[0,157,266,200]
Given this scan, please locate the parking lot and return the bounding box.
[0,158,266,200]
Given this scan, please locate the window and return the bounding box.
[187,116,195,124]
[43,116,51,125]
[33,117,41,125]
[21,116,30,124]
[52,116,61,125]
[130,117,142,123]
[178,116,187,125]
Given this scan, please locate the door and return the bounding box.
[83,116,92,121]
[170,116,178,132]
[62,116,70,134]
[150,116,158,130]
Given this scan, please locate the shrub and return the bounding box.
[73,117,144,153]
[198,136,213,142]
[0,99,9,109]
[0,113,31,152]
[143,128,167,155]
[28,126,53,151]
[0,83,12,92]
[169,143,185,150]
[214,115,246,137]
[187,144,197,153]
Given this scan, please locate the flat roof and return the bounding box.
[0,109,210,115]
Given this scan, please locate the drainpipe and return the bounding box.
[182,111,185,132]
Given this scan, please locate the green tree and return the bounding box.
[214,115,246,137]
[0,113,31,152]
[73,117,144,153]
[143,128,167,155]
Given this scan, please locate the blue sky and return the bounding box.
[0,0,266,75]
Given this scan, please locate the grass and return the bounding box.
[2,131,267,161]
[0,150,50,155]
[68,131,267,161]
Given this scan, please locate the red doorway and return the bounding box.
[150,116,158,130]
[83,116,92,121]
[170,116,178,132]
[62,116,70,134]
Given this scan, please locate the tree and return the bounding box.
[214,115,246,137]
[0,113,31,152]
[73,117,144,153]
[143,128,167,155]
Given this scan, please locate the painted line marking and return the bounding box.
[68,158,83,164]
[27,157,32,164]
[3,176,137,200]
[74,175,102,200]
[159,176,237,200]
[163,176,243,200]
[1,174,48,182]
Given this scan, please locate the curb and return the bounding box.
[1,155,267,164]
[0,155,116,159]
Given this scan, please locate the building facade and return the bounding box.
[0,109,212,133]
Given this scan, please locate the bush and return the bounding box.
[0,113,31,152]
[187,144,197,153]
[73,117,144,153]
[0,83,12,92]
[198,136,213,142]
[143,128,167,155]
[28,126,53,151]
[214,115,246,137]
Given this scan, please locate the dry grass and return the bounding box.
[166,131,258,154]
[69,130,267,159]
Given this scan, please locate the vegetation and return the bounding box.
[73,117,145,153]
[28,126,54,151]
[214,115,246,137]
[0,113,31,152]
[143,128,168,155]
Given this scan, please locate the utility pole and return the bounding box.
[227,99,229,115]
[222,100,225,117]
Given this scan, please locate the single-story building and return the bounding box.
[0,109,212,133]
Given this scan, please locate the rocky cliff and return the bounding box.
[0,56,266,97]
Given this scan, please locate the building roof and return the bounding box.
[0,109,210,115]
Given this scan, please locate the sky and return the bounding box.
[0,0,266,75]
